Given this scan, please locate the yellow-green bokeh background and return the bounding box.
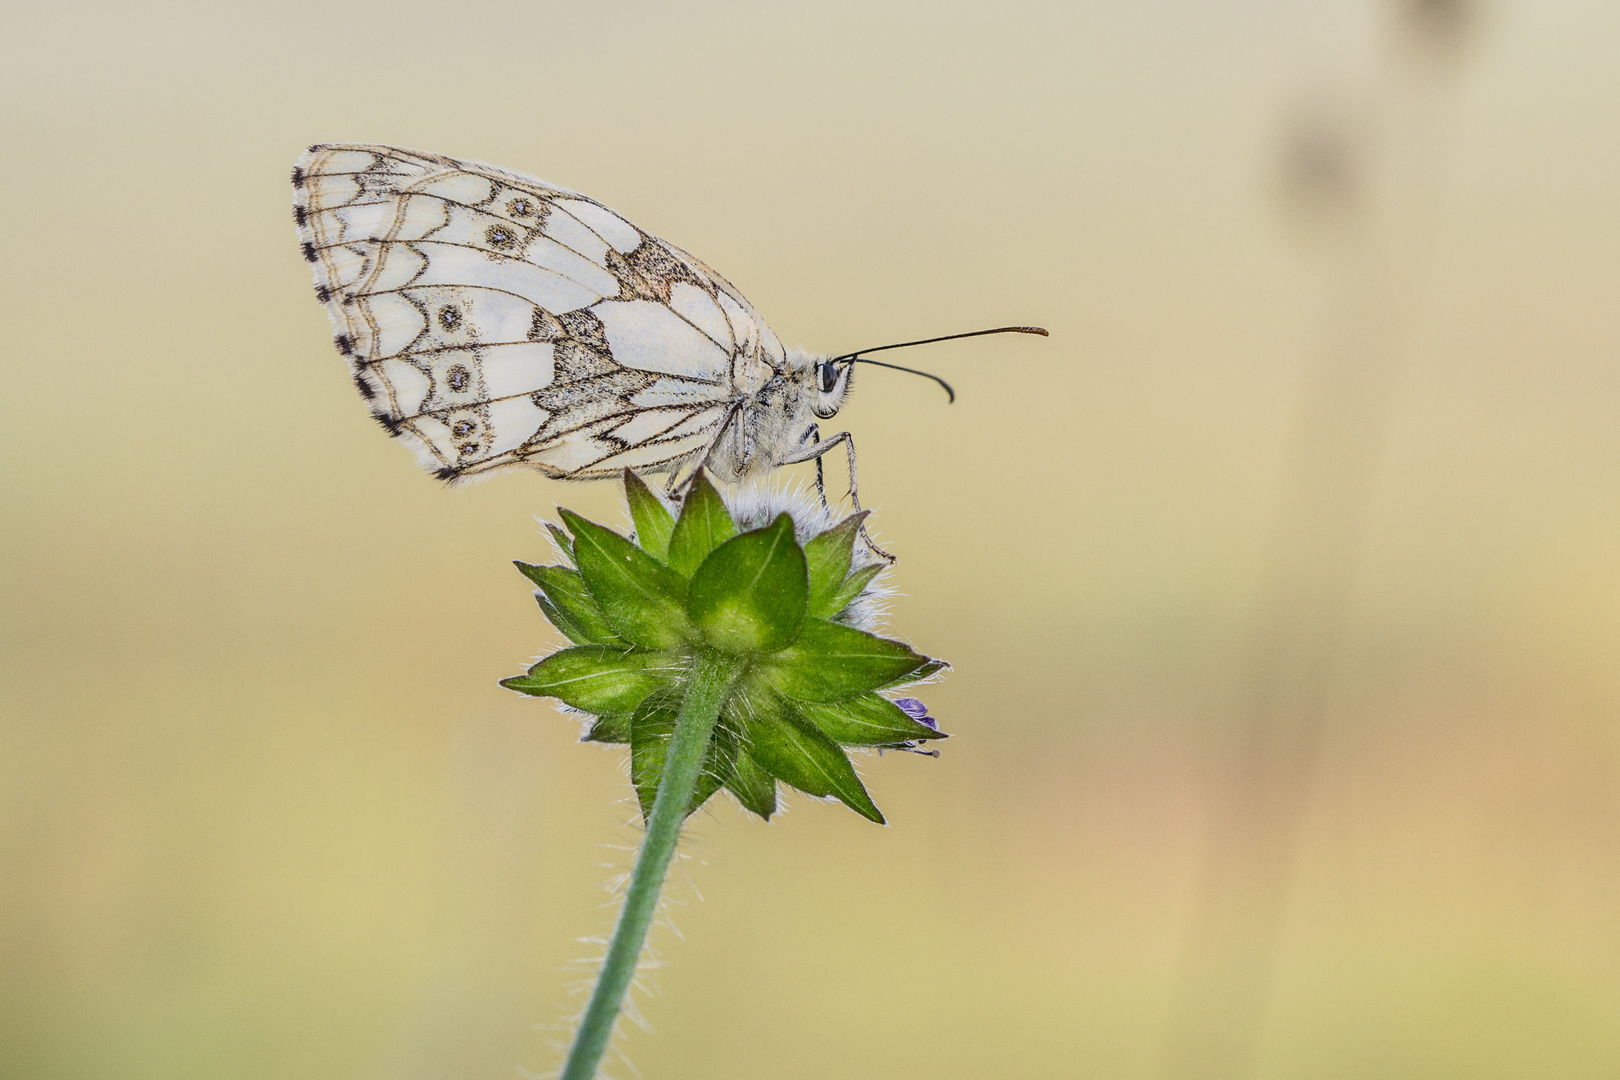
[4,1,1619,1077]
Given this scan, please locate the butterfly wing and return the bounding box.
[292,143,789,480]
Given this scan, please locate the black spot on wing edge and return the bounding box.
[353,373,376,400]
[293,204,308,227]
[292,165,305,188]
[301,241,317,263]
[335,334,353,356]
[433,466,463,482]
[374,414,403,437]
[314,284,331,303]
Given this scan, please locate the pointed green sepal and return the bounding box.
[804,512,865,618]
[687,514,808,654]
[533,592,582,646]
[797,692,948,746]
[629,693,736,821]
[765,619,931,703]
[516,562,623,645]
[562,510,692,649]
[666,472,737,577]
[879,657,948,690]
[500,645,676,713]
[745,698,885,823]
[824,563,884,620]
[622,470,676,562]
[546,523,575,565]
[583,713,632,744]
[724,746,778,819]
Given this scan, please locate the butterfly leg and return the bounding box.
[779,430,895,563]
[799,425,833,513]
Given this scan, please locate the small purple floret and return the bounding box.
[894,697,939,731]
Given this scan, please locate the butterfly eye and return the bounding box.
[818,362,839,394]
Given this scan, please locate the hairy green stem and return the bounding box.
[559,651,735,1080]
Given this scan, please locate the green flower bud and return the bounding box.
[504,470,949,823]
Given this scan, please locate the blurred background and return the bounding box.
[4,0,1619,1077]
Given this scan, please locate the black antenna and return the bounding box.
[847,357,959,402]
[827,325,1048,404]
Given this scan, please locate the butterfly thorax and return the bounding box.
[706,348,827,482]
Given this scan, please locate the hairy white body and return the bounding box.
[292,144,855,492]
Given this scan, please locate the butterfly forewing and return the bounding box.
[293,143,781,480]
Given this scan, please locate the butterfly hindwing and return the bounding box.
[293,143,783,480]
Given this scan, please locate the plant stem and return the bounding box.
[559,651,735,1080]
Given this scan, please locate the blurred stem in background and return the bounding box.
[1157,2,1479,1077]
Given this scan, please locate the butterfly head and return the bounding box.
[811,357,854,419]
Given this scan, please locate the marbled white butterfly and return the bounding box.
[292,144,1044,536]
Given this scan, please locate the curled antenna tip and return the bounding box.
[848,356,957,402]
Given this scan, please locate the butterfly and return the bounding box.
[292,143,1044,531]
